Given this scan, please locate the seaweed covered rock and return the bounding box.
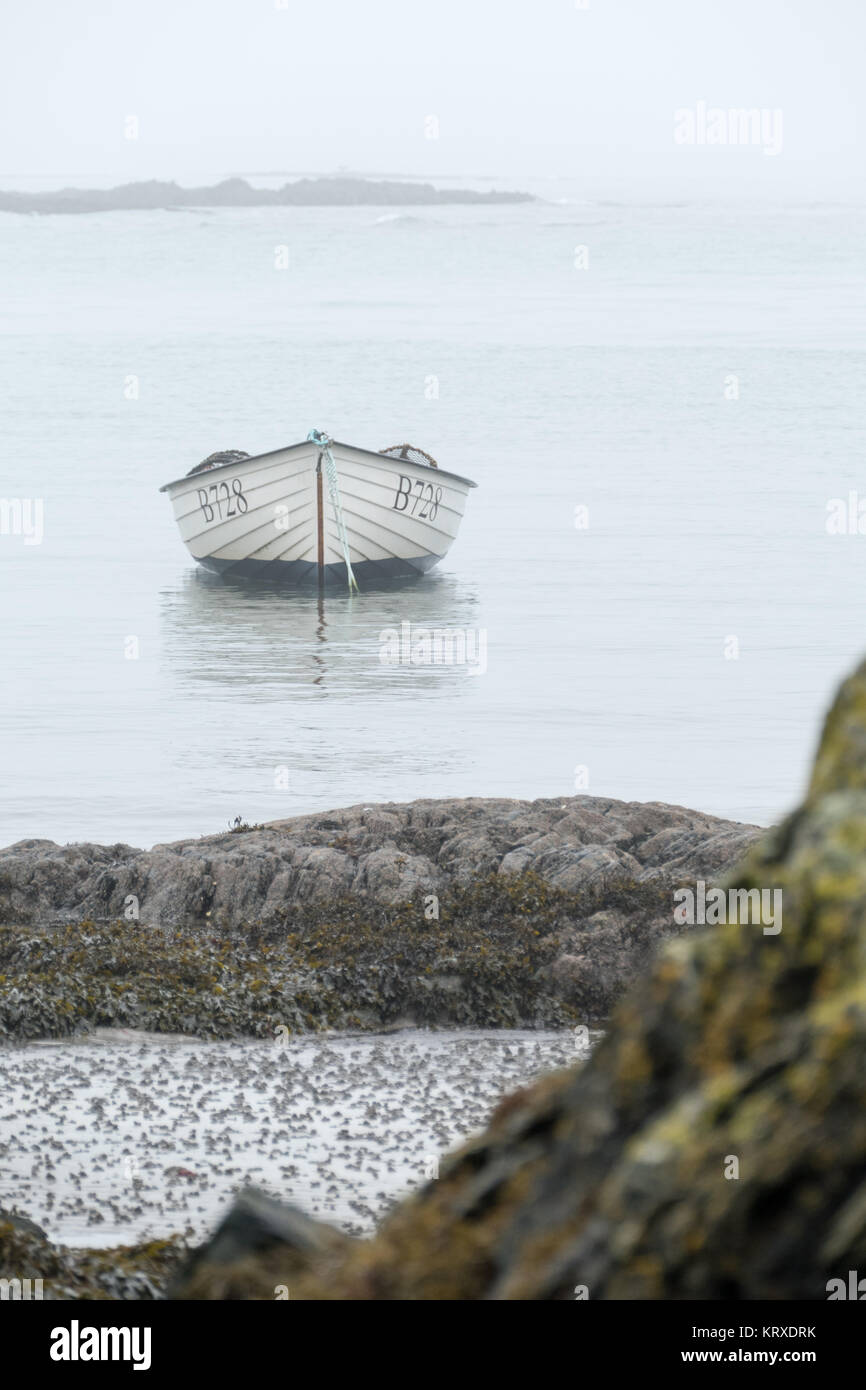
[0,1215,185,1299]
[175,656,866,1299]
[0,870,731,1040]
[0,798,761,1040]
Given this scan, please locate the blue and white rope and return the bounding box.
[307,429,359,593]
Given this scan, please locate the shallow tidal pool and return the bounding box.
[0,1027,593,1248]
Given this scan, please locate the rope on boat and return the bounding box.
[307,429,359,593]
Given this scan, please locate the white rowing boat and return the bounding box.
[160,431,477,589]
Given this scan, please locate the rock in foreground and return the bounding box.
[168,1190,353,1300]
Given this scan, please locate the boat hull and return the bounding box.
[161,439,475,588]
[197,549,444,586]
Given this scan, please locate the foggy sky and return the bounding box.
[0,0,862,197]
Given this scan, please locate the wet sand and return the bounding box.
[1,1028,591,1247]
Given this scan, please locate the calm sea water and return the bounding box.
[2,188,866,846]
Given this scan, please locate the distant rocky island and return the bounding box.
[0,176,535,215]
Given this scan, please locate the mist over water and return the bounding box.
[2,189,866,846]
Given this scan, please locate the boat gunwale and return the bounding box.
[159,438,478,493]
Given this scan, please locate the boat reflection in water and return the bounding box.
[157,565,487,829]
[160,567,484,699]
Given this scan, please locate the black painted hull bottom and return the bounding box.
[196,552,444,587]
